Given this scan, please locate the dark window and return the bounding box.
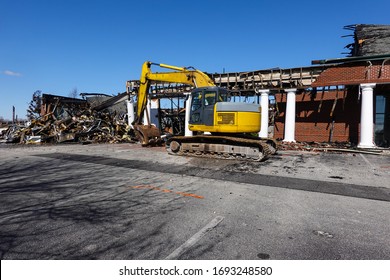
[375,95,386,146]
[219,91,231,102]
[191,92,202,111]
[204,91,216,106]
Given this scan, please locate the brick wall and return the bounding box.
[273,87,360,143]
[313,61,390,87]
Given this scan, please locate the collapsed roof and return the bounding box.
[344,24,390,56]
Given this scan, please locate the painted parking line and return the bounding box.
[165,216,224,260]
[360,153,376,170]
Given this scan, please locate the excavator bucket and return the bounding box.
[133,124,163,146]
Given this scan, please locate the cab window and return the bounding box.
[191,92,202,111]
[204,91,216,106]
[219,91,231,102]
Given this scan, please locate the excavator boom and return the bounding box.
[134,61,214,146]
[136,62,214,122]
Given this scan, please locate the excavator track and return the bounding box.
[166,135,277,161]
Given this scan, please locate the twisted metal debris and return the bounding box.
[1,110,134,144]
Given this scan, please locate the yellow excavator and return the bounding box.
[133,61,276,161]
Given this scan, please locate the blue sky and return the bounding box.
[1,0,389,120]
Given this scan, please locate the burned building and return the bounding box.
[2,92,133,144]
[40,94,88,119]
[127,24,390,148]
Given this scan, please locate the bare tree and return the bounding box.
[27,90,42,120]
[69,87,78,99]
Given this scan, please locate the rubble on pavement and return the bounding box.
[278,141,353,151]
[278,141,390,155]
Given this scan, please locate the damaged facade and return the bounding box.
[40,94,88,119]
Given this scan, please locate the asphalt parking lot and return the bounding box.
[0,143,389,259]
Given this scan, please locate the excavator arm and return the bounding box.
[134,61,215,145]
[135,61,215,122]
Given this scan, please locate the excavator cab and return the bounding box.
[190,86,229,126]
[188,86,261,134]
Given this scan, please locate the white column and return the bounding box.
[358,83,376,148]
[151,99,159,110]
[126,98,135,128]
[143,97,151,125]
[258,89,270,138]
[283,88,297,142]
[184,92,193,136]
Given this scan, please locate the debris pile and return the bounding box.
[0,92,138,145]
[278,141,354,151]
[344,24,390,56]
[1,110,134,144]
[278,141,389,155]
